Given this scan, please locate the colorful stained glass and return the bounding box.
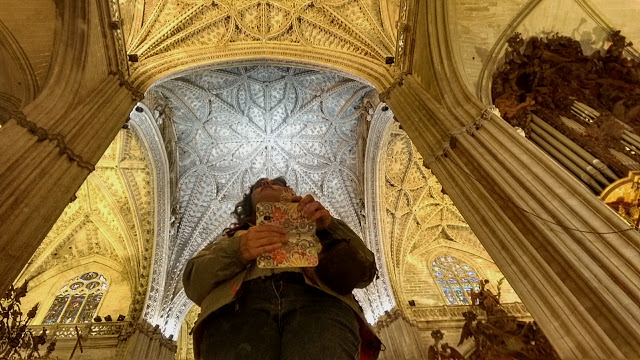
[42,272,108,324]
[77,293,103,323]
[441,286,457,305]
[85,281,100,290]
[60,294,85,323]
[42,294,69,324]
[70,282,83,290]
[80,272,99,281]
[432,256,481,305]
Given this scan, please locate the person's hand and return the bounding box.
[292,194,331,230]
[239,224,288,261]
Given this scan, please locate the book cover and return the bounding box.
[256,202,320,268]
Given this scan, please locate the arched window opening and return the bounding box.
[42,272,107,324]
[432,256,480,305]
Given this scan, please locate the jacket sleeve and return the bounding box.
[316,217,377,288]
[182,233,250,306]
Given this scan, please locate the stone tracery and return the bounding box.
[380,123,519,317]
[18,130,156,322]
[119,0,396,89]
[145,65,379,332]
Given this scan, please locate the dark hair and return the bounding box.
[223,176,289,237]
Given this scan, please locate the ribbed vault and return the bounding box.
[118,0,396,89]
[17,130,155,321]
[144,65,381,332]
[381,123,520,317]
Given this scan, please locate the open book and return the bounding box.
[256,202,321,268]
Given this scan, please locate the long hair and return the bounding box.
[223,176,289,237]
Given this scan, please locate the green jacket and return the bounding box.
[183,217,382,360]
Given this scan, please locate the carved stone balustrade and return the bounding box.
[25,321,177,360]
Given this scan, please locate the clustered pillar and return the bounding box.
[385,75,640,359]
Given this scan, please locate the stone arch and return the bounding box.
[0,19,38,111]
[16,255,131,325]
[130,50,394,92]
[120,0,396,92]
[135,63,399,334]
[129,102,172,327]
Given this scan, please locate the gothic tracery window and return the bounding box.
[432,256,480,305]
[42,272,107,324]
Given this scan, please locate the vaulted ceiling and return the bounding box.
[145,65,376,328]
[20,130,155,320]
[118,0,398,89]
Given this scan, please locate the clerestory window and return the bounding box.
[42,272,107,324]
[432,256,480,305]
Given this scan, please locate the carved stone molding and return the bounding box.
[378,71,406,103]
[411,302,530,322]
[361,102,398,322]
[423,106,501,168]
[107,0,131,76]
[373,307,413,330]
[111,71,145,101]
[121,0,396,90]
[10,110,95,172]
[129,104,171,327]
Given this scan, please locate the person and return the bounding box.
[183,177,382,360]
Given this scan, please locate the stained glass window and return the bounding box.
[42,272,108,324]
[432,256,481,305]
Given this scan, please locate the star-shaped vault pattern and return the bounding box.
[150,65,373,313]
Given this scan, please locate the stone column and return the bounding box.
[0,0,140,293]
[373,308,429,360]
[117,321,177,360]
[385,77,640,359]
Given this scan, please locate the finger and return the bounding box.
[297,194,315,211]
[255,243,283,255]
[247,230,287,242]
[309,209,331,223]
[301,201,323,218]
[252,224,286,234]
[291,195,303,203]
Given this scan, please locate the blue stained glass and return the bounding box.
[77,293,103,323]
[70,282,83,290]
[80,272,98,281]
[61,294,85,323]
[441,286,457,305]
[460,278,473,296]
[432,255,482,305]
[449,282,468,304]
[42,294,69,324]
[85,281,100,290]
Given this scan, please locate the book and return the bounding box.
[255,201,321,268]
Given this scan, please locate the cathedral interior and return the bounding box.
[1,0,640,359]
